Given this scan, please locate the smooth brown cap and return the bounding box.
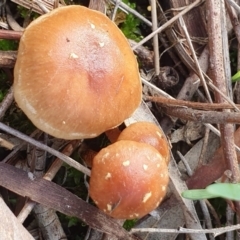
[14,6,141,139]
[89,140,169,219]
[117,122,170,164]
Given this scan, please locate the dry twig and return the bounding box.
[206,0,240,188]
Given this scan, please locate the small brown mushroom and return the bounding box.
[14,6,141,139]
[117,122,170,164]
[89,140,169,219]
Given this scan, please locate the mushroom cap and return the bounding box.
[14,6,141,139]
[89,140,169,219]
[117,122,170,164]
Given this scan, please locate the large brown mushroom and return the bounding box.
[89,140,169,219]
[14,6,141,139]
[117,122,170,164]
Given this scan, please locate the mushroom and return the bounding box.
[117,122,170,164]
[89,140,169,219]
[14,6,141,139]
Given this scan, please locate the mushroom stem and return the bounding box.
[105,127,122,143]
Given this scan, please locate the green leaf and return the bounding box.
[123,219,137,230]
[67,216,80,227]
[231,71,240,82]
[206,183,240,201]
[182,183,240,200]
[119,0,142,41]
[181,189,219,200]
[0,40,18,51]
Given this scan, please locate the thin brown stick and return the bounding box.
[6,5,24,31]
[88,0,105,12]
[11,0,58,14]
[0,29,22,40]
[162,107,240,124]
[207,0,240,212]
[0,122,91,176]
[0,86,14,120]
[146,95,240,110]
[0,51,17,68]
[198,127,210,166]
[160,47,209,133]
[17,141,79,223]
[157,4,189,77]
[131,224,240,236]
[226,2,240,45]
[132,0,204,50]
[179,16,212,102]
